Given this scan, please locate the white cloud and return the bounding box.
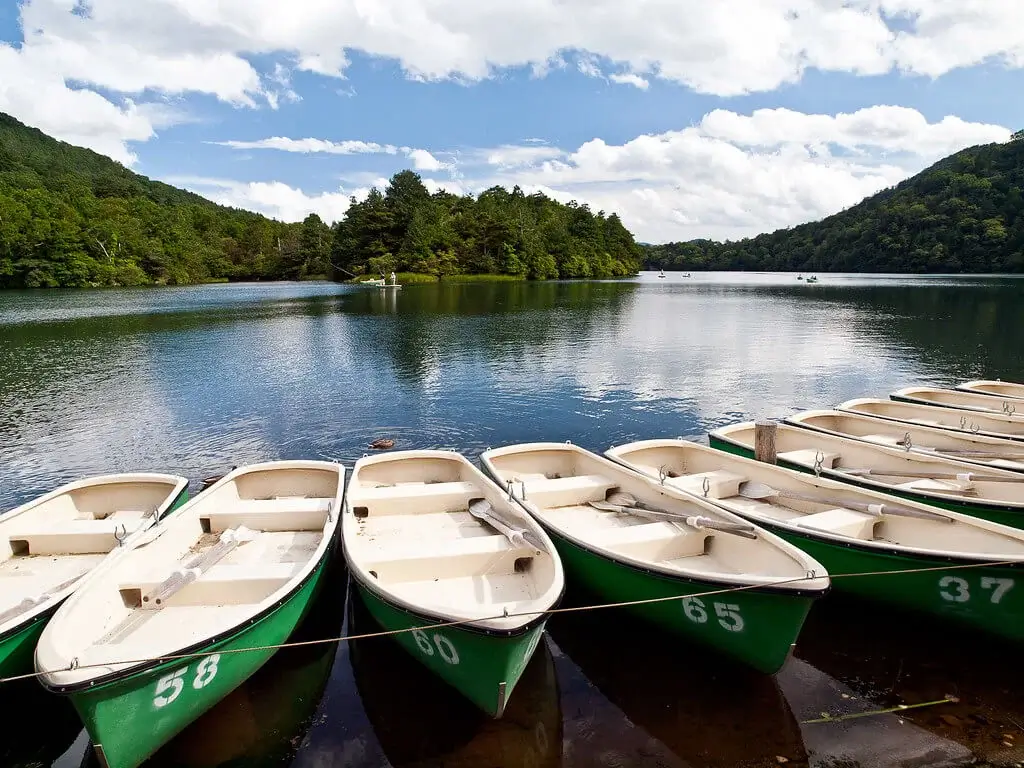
[484,144,566,169]
[609,73,650,90]
[444,106,1011,242]
[176,177,359,224]
[404,148,447,172]
[212,136,398,155]
[9,0,1024,110]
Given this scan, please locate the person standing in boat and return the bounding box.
[390,271,396,285]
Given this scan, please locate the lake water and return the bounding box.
[3,272,1024,767]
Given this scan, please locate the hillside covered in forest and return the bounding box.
[644,132,1024,273]
[0,113,641,288]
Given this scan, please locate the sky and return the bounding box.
[1,1,1023,243]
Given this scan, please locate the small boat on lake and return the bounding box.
[0,473,188,679]
[957,379,1024,401]
[35,460,344,768]
[479,442,829,675]
[892,386,1024,416]
[709,422,1024,529]
[837,397,1024,442]
[343,449,564,718]
[786,408,1024,471]
[606,438,1024,642]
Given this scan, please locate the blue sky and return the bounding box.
[1,1,1022,242]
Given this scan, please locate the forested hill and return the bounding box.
[644,133,1024,273]
[0,113,642,288]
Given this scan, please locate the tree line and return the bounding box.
[0,113,642,289]
[644,133,1024,274]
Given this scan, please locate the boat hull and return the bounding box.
[0,486,190,681]
[62,546,333,768]
[708,433,1024,530]
[543,526,818,675]
[353,578,545,718]
[752,522,1024,642]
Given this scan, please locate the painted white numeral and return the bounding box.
[152,668,187,708]
[715,603,745,632]
[193,654,220,689]
[682,597,708,624]
[413,630,434,656]
[434,634,459,665]
[939,576,970,603]
[981,577,1014,604]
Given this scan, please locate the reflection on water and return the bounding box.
[4,272,1024,767]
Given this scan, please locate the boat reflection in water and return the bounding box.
[1,677,84,768]
[347,585,563,768]
[793,594,1024,766]
[140,563,345,768]
[547,597,809,768]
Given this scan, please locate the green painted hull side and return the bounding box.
[0,489,191,681]
[546,529,816,675]
[67,547,333,768]
[354,581,545,718]
[707,434,1024,530]
[0,609,51,678]
[761,524,1024,642]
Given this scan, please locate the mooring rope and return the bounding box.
[1,556,1019,686]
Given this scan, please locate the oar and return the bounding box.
[468,498,543,552]
[926,448,1024,459]
[836,468,1024,483]
[589,498,758,539]
[736,481,952,523]
[0,573,87,625]
[142,525,258,608]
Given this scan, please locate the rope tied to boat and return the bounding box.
[2,556,1022,686]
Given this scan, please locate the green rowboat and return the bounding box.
[606,438,1024,643]
[35,460,345,768]
[343,450,564,718]
[0,473,189,679]
[786,408,1024,472]
[479,442,829,675]
[837,397,1024,443]
[709,421,1024,529]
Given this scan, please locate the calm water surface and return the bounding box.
[2,272,1024,767]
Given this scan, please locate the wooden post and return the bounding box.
[754,420,777,464]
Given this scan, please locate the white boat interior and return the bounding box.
[958,380,1024,401]
[480,443,829,592]
[893,386,1024,415]
[606,440,1024,560]
[713,422,1024,508]
[0,474,188,636]
[344,451,564,633]
[36,461,344,687]
[838,398,1024,438]
[787,409,1024,471]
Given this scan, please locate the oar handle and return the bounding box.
[839,468,1024,483]
[684,515,758,539]
[773,488,951,522]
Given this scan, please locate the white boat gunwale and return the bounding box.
[892,386,1024,415]
[957,380,1024,401]
[35,460,345,692]
[784,408,1024,469]
[343,449,565,636]
[479,441,830,595]
[605,438,1024,564]
[0,473,190,643]
[711,422,1024,512]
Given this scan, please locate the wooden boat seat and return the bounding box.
[118,561,304,608]
[8,518,148,556]
[354,481,479,516]
[669,470,746,500]
[362,533,537,582]
[519,475,617,507]
[795,509,877,539]
[201,497,331,533]
[590,522,710,560]
[777,449,840,469]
